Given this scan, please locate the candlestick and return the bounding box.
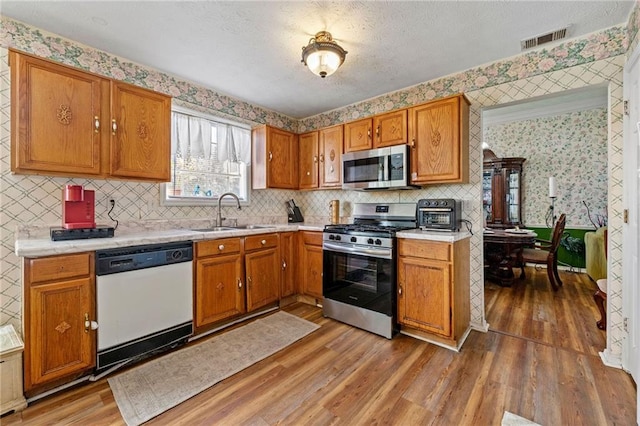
[548,176,557,198]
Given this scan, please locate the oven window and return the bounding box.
[323,250,395,315]
[344,157,385,183]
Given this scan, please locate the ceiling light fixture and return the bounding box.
[301,31,348,78]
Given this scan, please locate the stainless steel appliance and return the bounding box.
[342,144,417,190]
[322,203,417,338]
[95,241,193,371]
[417,198,462,231]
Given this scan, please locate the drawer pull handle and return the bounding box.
[261,239,266,245]
[218,244,225,251]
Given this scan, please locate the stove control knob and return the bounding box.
[375,239,382,245]
[350,236,357,243]
[329,234,335,240]
[335,235,341,241]
[367,238,374,244]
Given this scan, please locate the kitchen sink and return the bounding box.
[190,227,237,232]
[233,225,276,229]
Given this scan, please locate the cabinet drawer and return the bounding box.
[27,253,92,284]
[197,238,241,257]
[398,239,451,262]
[245,234,278,252]
[301,231,323,246]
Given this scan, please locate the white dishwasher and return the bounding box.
[95,241,193,371]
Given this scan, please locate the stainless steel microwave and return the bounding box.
[342,144,417,190]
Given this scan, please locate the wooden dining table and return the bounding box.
[483,228,537,286]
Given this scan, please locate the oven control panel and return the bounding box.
[324,233,392,249]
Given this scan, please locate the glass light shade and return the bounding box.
[305,50,341,78]
[301,31,347,78]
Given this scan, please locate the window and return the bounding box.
[161,106,251,206]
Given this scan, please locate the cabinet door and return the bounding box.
[319,125,343,188]
[195,254,245,327]
[280,232,297,297]
[25,277,95,389]
[409,96,468,184]
[299,131,319,189]
[267,127,298,189]
[397,256,451,337]
[110,82,171,181]
[374,109,407,148]
[246,247,280,311]
[10,50,107,176]
[344,118,372,152]
[301,242,323,299]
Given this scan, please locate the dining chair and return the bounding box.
[513,213,567,291]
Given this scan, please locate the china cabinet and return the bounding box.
[482,149,525,228]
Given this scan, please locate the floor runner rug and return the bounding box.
[108,311,320,425]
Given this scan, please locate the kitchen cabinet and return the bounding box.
[397,238,470,347]
[373,109,407,148]
[408,94,469,185]
[9,49,171,182]
[280,232,297,298]
[298,231,323,299]
[298,125,343,189]
[244,233,280,311]
[483,149,525,228]
[344,110,407,152]
[194,238,245,330]
[344,118,373,152]
[23,252,96,395]
[252,125,298,189]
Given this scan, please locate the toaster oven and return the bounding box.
[417,199,462,231]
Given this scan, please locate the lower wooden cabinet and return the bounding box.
[298,231,323,299]
[195,238,245,328]
[23,252,96,395]
[245,234,280,311]
[280,232,297,298]
[397,238,470,346]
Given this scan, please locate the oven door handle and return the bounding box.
[323,242,392,259]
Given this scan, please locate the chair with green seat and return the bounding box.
[513,213,567,291]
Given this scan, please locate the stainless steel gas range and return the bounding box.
[322,203,417,339]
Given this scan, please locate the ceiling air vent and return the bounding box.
[520,25,571,51]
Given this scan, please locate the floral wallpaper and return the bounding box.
[483,108,608,229]
[0,3,636,363]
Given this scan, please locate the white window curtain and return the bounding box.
[171,111,250,163]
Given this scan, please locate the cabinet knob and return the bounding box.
[398,286,403,296]
[376,126,380,138]
[261,239,266,245]
[84,313,98,333]
[247,276,252,287]
[282,260,287,270]
[319,154,325,163]
[94,116,100,133]
[238,279,242,289]
[218,244,225,251]
[410,139,416,148]
[367,128,371,138]
[268,151,273,161]
[111,119,118,135]
[313,155,318,163]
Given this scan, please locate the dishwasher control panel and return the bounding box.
[96,241,193,275]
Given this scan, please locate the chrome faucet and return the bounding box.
[216,192,241,227]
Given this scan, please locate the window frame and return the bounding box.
[160,105,252,207]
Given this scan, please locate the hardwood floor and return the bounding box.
[3,269,636,425]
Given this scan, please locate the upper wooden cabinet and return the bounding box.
[373,109,407,148]
[109,82,171,181]
[298,125,342,189]
[344,110,407,153]
[9,49,172,182]
[408,94,469,185]
[252,125,298,189]
[344,118,373,152]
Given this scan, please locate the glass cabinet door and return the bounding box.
[482,170,493,223]
[505,168,521,225]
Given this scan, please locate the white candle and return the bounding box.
[549,176,557,198]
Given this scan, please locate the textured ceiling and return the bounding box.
[1,1,635,119]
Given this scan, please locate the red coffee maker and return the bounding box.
[62,185,96,229]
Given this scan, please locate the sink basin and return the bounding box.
[234,225,276,229]
[190,227,236,232]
